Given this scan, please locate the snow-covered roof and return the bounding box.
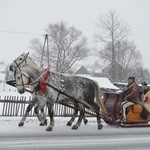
[87,77,119,90]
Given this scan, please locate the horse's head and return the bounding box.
[14,68,30,94]
[9,52,43,94]
[9,52,29,72]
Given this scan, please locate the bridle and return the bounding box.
[11,53,31,88]
[14,70,31,88]
[11,53,50,92]
[10,52,29,72]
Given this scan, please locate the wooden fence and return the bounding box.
[0,95,75,117]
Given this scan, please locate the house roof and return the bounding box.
[76,66,90,75]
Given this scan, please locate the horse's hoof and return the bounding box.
[98,124,103,130]
[72,125,78,130]
[40,119,47,126]
[66,121,72,126]
[39,123,45,126]
[84,119,88,125]
[18,122,24,127]
[46,127,53,131]
[44,119,47,125]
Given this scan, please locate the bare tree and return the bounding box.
[30,22,89,72]
[113,40,142,81]
[94,10,143,81]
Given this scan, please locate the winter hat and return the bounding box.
[128,76,135,82]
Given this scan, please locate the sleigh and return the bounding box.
[102,91,150,127]
[6,75,150,128]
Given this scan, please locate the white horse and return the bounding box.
[18,94,47,127]
[10,53,107,131]
[6,71,47,127]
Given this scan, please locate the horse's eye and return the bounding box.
[17,77,20,80]
[19,58,23,60]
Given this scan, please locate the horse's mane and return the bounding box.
[27,56,42,68]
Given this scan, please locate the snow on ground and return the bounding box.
[1,116,150,137]
[1,117,150,150]
[0,117,101,136]
[0,116,128,135]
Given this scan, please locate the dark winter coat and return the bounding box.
[123,83,140,104]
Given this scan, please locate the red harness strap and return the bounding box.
[36,69,49,93]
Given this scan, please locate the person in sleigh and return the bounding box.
[118,76,143,122]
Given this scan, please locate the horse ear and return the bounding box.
[26,52,29,56]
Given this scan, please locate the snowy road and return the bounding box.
[1,117,150,150]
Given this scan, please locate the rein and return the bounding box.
[45,82,112,121]
[45,82,92,109]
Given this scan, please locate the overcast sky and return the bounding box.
[0,0,150,69]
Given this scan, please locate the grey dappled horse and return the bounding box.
[9,53,88,128]
[10,53,107,131]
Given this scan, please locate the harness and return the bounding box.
[34,69,49,93]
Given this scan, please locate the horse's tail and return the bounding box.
[93,80,107,114]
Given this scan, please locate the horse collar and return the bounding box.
[35,69,50,93]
